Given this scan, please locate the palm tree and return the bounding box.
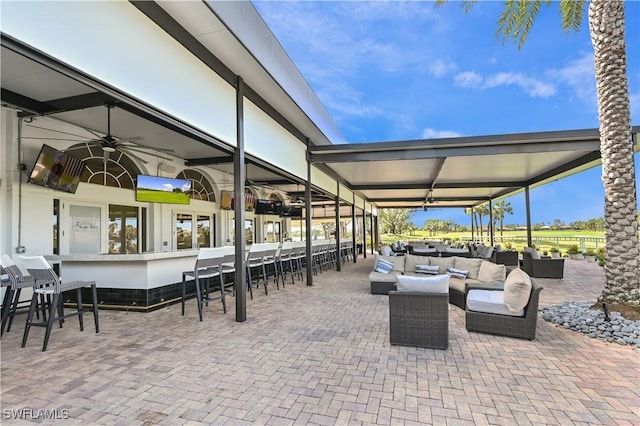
[492,200,513,237]
[464,207,477,238]
[475,204,489,241]
[437,0,638,305]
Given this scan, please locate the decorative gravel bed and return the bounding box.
[541,302,640,347]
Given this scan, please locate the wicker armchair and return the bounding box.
[490,251,519,266]
[388,291,449,349]
[465,278,543,340]
[521,250,565,278]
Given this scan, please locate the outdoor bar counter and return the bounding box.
[53,251,200,311]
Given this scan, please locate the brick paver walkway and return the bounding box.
[1,257,638,425]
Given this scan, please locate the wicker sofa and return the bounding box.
[370,254,507,308]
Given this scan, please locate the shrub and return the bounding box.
[504,242,513,250]
[549,246,560,252]
[566,244,580,255]
[584,247,596,256]
[595,248,606,266]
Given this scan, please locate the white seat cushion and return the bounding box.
[466,290,524,317]
[396,274,449,293]
[369,270,402,283]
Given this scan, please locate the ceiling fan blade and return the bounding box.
[114,136,144,144]
[123,139,175,153]
[118,148,149,164]
[23,123,95,140]
[121,147,171,162]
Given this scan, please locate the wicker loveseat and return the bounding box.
[370,254,507,309]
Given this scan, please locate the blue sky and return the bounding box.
[253,0,640,226]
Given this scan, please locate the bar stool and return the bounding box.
[181,247,230,321]
[1,255,40,337]
[20,255,99,352]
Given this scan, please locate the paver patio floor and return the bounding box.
[1,256,638,425]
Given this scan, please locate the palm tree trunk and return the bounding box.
[589,0,639,304]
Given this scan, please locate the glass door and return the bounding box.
[176,213,193,250]
[69,205,101,254]
[197,215,212,248]
[108,204,139,254]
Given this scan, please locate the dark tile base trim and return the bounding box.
[63,275,235,313]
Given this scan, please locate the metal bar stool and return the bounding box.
[20,256,99,352]
[181,247,229,321]
[1,255,41,337]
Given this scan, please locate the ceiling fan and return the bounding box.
[21,104,175,165]
[87,104,174,164]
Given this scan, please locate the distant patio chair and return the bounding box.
[521,247,565,278]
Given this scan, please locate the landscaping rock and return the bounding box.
[541,302,640,348]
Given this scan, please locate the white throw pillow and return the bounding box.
[446,267,468,280]
[415,264,440,275]
[478,261,506,283]
[373,258,394,274]
[503,268,532,312]
[377,254,405,272]
[396,274,449,293]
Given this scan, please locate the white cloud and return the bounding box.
[484,72,556,98]
[454,71,483,88]
[421,128,463,139]
[162,184,173,192]
[454,70,555,98]
[549,53,596,107]
[429,59,457,78]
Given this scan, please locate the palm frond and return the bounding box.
[559,0,587,32]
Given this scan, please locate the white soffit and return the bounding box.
[439,151,586,182]
[0,48,94,101]
[328,159,441,184]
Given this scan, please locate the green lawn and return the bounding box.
[381,229,607,256]
[136,189,190,204]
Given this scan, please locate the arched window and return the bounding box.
[176,169,216,202]
[64,143,140,189]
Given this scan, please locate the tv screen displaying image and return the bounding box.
[220,190,234,210]
[28,144,86,194]
[255,199,283,215]
[280,205,303,218]
[136,175,191,205]
[219,189,256,212]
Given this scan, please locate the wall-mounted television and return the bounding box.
[136,175,191,205]
[219,189,256,212]
[28,144,86,194]
[255,199,283,215]
[280,205,303,218]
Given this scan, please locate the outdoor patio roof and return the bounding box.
[310,128,640,210]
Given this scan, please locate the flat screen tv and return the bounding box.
[136,175,191,205]
[219,189,256,212]
[220,190,234,210]
[280,205,303,218]
[28,144,85,194]
[255,199,283,215]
